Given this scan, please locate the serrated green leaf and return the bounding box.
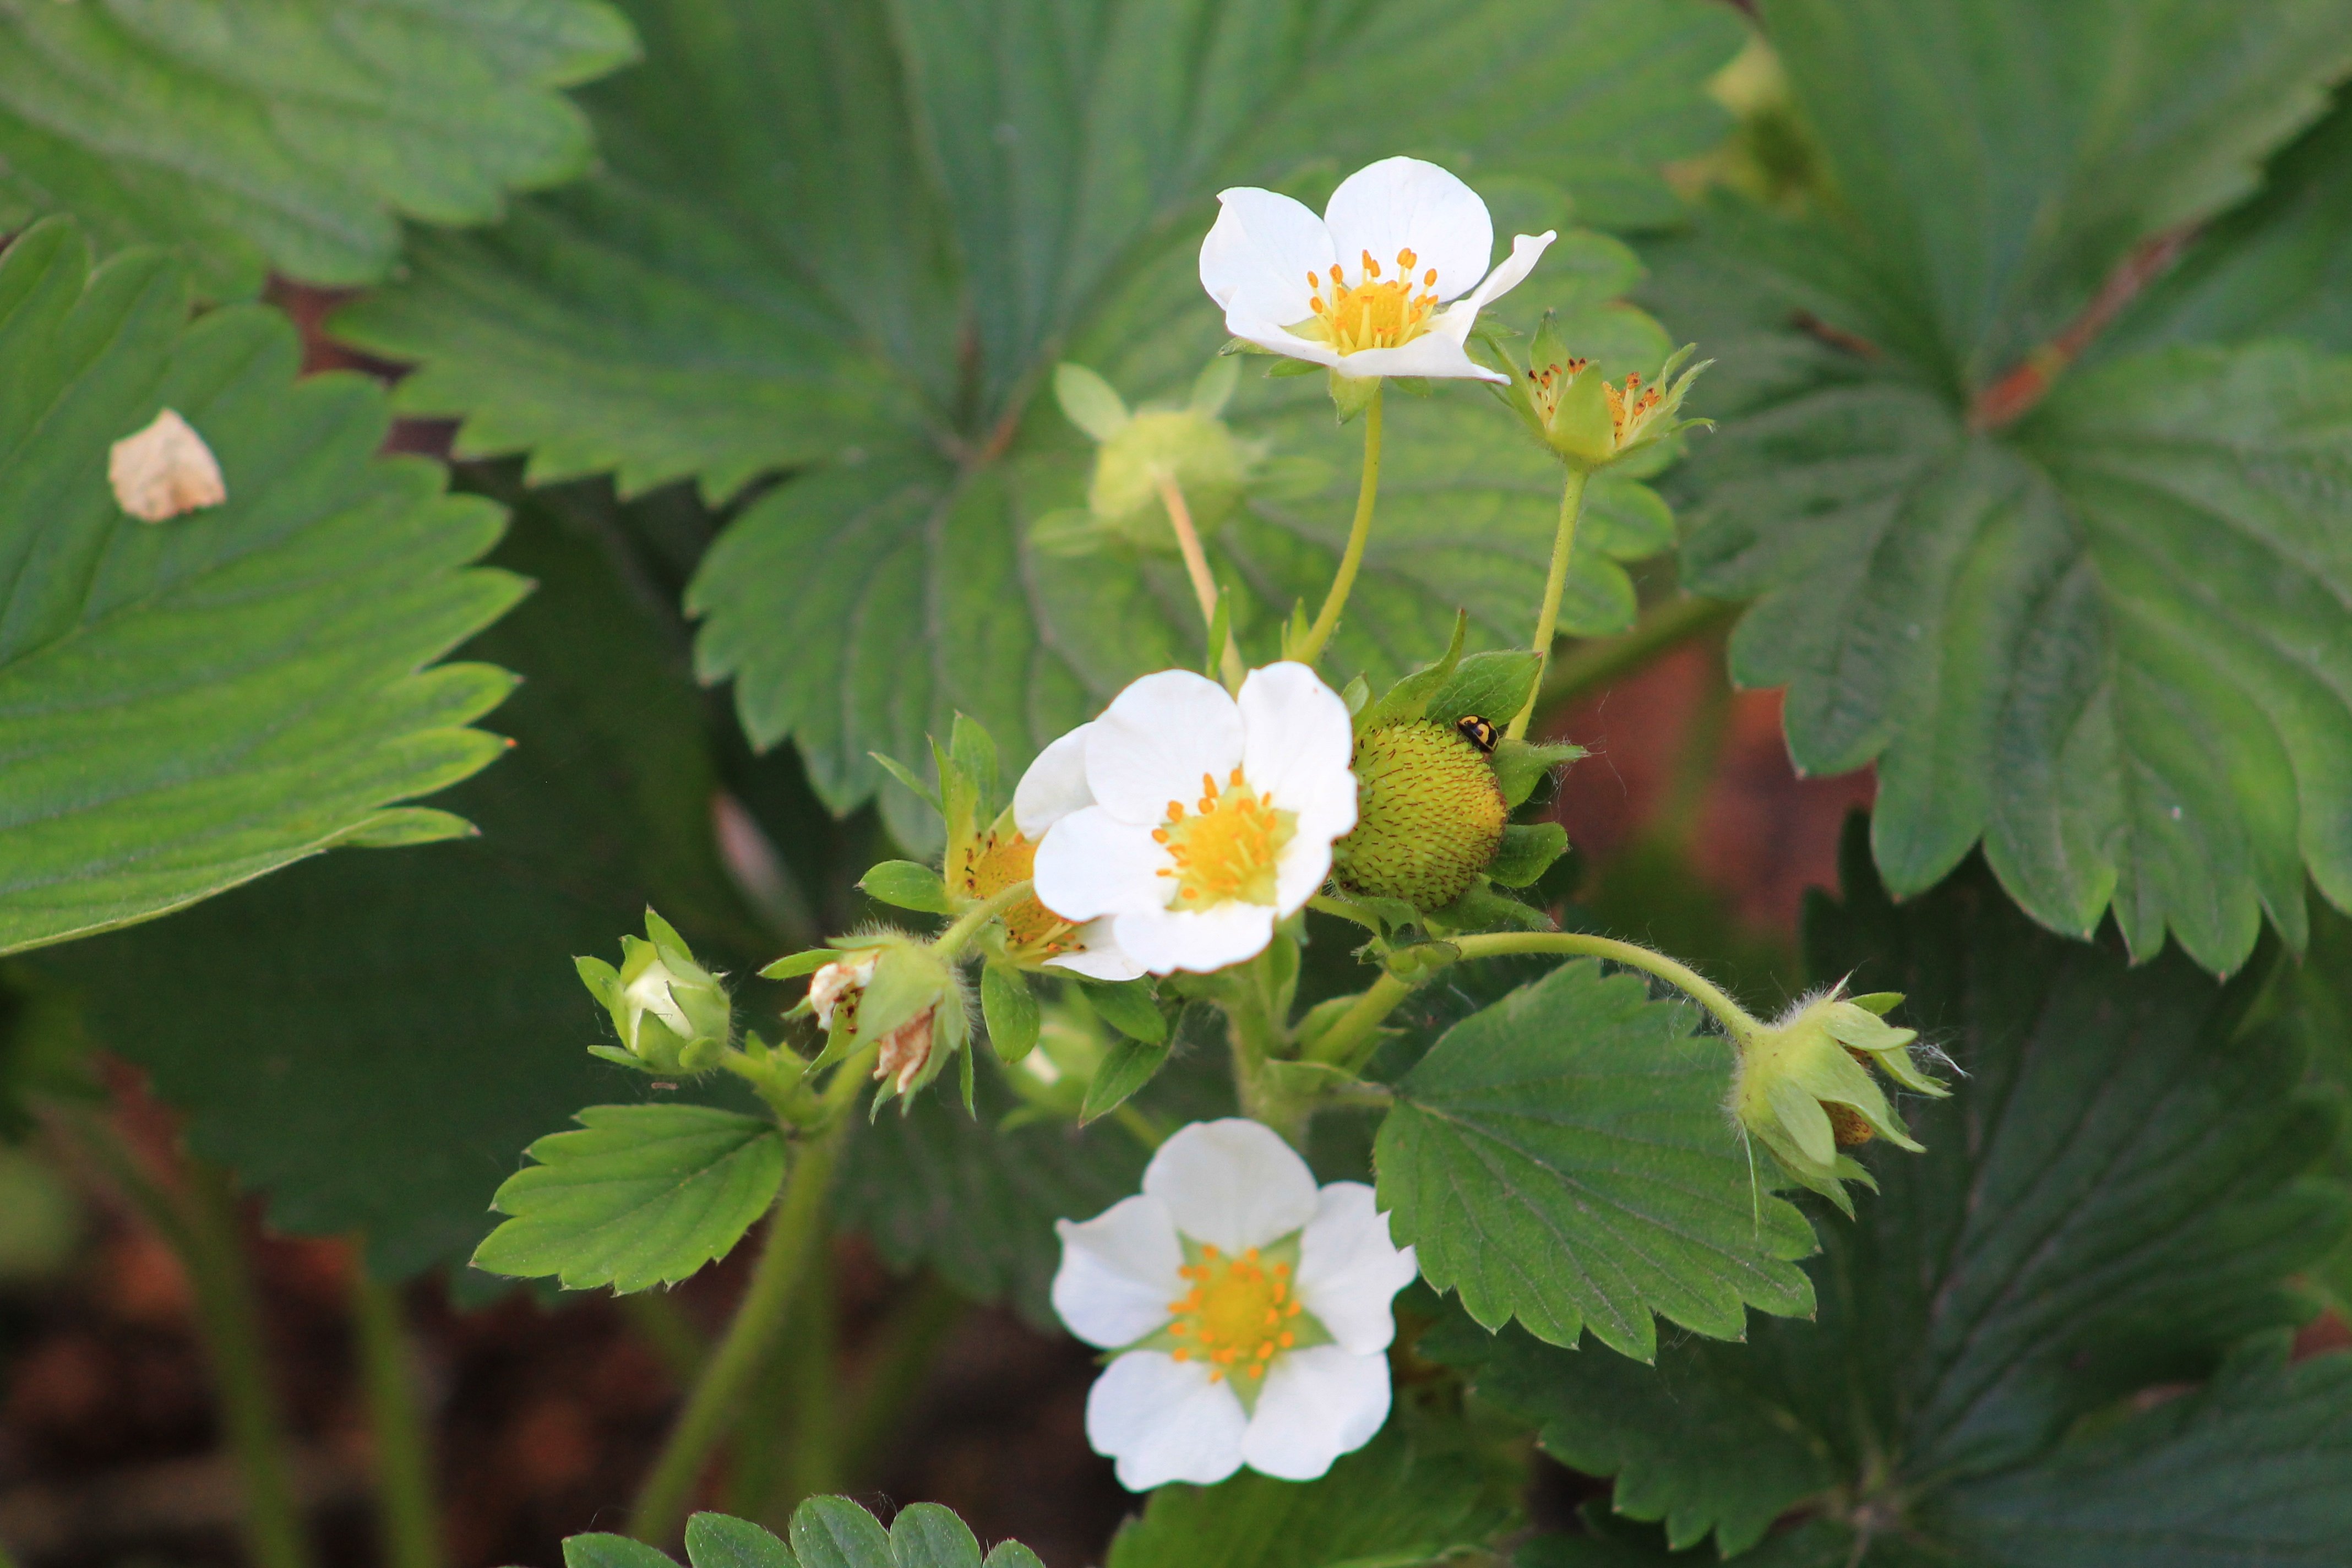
[26,493,761,1280]
[1658,198,2352,973]
[1104,1419,1507,1568]
[475,1104,785,1293]
[330,0,1744,832]
[0,0,639,300]
[1377,959,1818,1359]
[1445,826,2351,1559]
[683,1513,792,1568]
[0,220,525,958]
[1079,978,1166,1044]
[568,1535,680,1568]
[858,861,954,916]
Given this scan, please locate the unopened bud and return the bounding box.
[576,910,731,1074]
[1729,988,1946,1212]
[874,1008,937,1095]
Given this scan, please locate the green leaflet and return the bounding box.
[0,0,639,299]
[1656,197,2352,973]
[0,219,525,958]
[473,1103,786,1294]
[567,1502,1042,1568]
[1103,1419,1507,1568]
[1445,825,2350,1561]
[331,0,1744,845]
[25,495,756,1281]
[1375,959,1818,1360]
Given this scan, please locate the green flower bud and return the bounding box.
[1332,721,1507,908]
[575,910,731,1075]
[1503,318,1713,472]
[1730,988,1947,1213]
[1053,360,1264,553]
[803,930,971,1107]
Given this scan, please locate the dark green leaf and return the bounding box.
[1657,195,2352,972]
[0,0,639,298]
[567,1535,680,1568]
[1104,1419,1507,1568]
[473,1104,784,1293]
[1425,651,1542,729]
[28,494,760,1280]
[858,861,954,916]
[1441,827,2350,1558]
[0,220,525,957]
[1377,959,1818,1359]
[683,1513,793,1568]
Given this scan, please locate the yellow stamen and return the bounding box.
[1156,767,1295,910]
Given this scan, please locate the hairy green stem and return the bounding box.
[628,1048,873,1546]
[350,1272,444,1568]
[1295,384,1384,665]
[934,879,1035,958]
[1309,932,1761,1075]
[179,1161,317,1568]
[1507,467,1590,741]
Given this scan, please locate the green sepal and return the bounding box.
[1489,823,1570,888]
[759,949,836,981]
[853,943,954,1050]
[869,750,941,812]
[860,861,956,916]
[1548,359,1619,469]
[1428,880,1555,935]
[1079,978,1168,1044]
[1202,592,1233,682]
[949,715,1001,819]
[1329,369,1381,422]
[1493,739,1585,808]
[1358,612,1469,732]
[1081,1037,1172,1125]
[1266,355,1320,377]
[982,963,1042,1065]
[1340,673,1371,716]
[1427,650,1543,730]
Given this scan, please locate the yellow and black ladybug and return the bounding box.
[1455,714,1499,755]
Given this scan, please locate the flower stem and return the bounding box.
[1155,469,1246,688]
[1305,932,1761,1075]
[1295,383,1384,666]
[349,1272,444,1568]
[1531,593,1739,724]
[933,879,1033,958]
[627,1048,874,1547]
[1507,467,1589,741]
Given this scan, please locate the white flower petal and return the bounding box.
[1238,662,1355,816]
[1044,922,1147,982]
[1294,1183,1418,1355]
[1272,835,1336,919]
[1314,333,1509,383]
[1035,807,1169,923]
[1200,187,1336,328]
[1446,229,1555,325]
[1240,1346,1392,1480]
[1087,1352,1249,1490]
[1322,156,1493,303]
[1143,1117,1320,1253]
[1014,723,1095,836]
[1223,313,1348,370]
[1112,901,1276,976]
[1086,669,1246,826]
[1053,1194,1185,1349]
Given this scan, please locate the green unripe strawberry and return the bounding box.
[1332,722,1507,907]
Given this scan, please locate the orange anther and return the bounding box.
[1362,249,1380,277]
[1423,268,1437,286]
[1166,801,1184,819]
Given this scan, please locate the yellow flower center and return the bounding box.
[1153,768,1295,910]
[1166,1245,1303,1383]
[1297,248,1442,355]
[963,829,1080,954]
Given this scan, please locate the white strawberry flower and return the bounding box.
[1053,1118,1418,1489]
[1031,663,1355,976]
[1005,726,1147,983]
[1199,155,1555,385]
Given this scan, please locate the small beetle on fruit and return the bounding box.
[1455,715,1499,755]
